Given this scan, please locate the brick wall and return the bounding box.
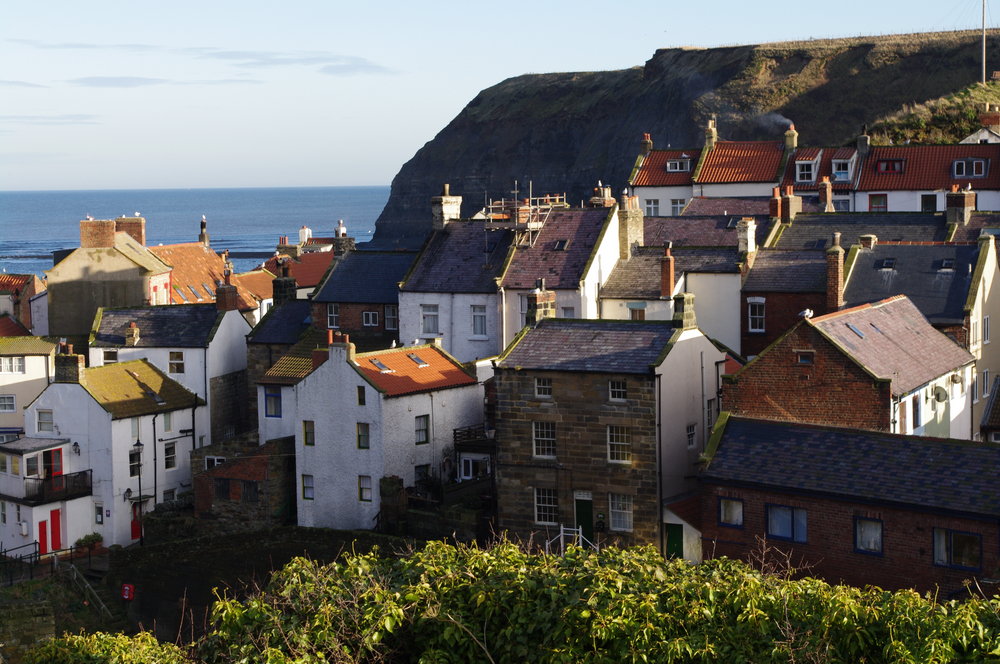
[494,369,659,548]
[724,322,892,431]
[700,483,1000,596]
[741,291,828,358]
[310,301,399,350]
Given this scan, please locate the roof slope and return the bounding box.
[260,327,327,385]
[500,208,612,289]
[601,247,740,300]
[263,253,335,288]
[779,147,858,192]
[233,268,277,301]
[149,243,259,310]
[843,243,978,325]
[808,295,974,396]
[644,216,769,248]
[857,144,1000,191]
[742,250,827,292]
[0,274,36,294]
[0,336,56,355]
[353,344,476,397]
[496,318,678,374]
[312,251,417,303]
[772,213,947,250]
[631,149,700,187]
[82,359,203,419]
[402,221,512,293]
[91,304,225,348]
[248,300,313,345]
[704,416,1000,518]
[696,141,785,184]
[0,315,30,337]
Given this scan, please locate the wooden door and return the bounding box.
[50,508,62,551]
[131,502,142,540]
[38,520,48,555]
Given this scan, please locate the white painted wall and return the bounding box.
[0,353,51,434]
[633,186,694,216]
[684,273,743,353]
[697,182,777,198]
[601,298,675,322]
[257,383,297,444]
[398,291,501,363]
[579,209,621,321]
[29,292,48,336]
[852,189,1000,213]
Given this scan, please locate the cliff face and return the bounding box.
[373,30,998,248]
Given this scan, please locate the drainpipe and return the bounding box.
[499,287,507,350]
[203,348,209,443]
[655,372,665,557]
[152,414,158,506]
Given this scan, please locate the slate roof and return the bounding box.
[842,243,978,325]
[0,336,56,355]
[742,250,827,292]
[82,359,203,419]
[949,213,1000,242]
[682,197,771,217]
[772,213,947,250]
[808,295,974,396]
[703,415,1000,519]
[263,252,335,288]
[312,251,417,303]
[0,437,69,455]
[696,141,785,184]
[981,376,1000,430]
[149,243,259,310]
[496,318,678,374]
[0,315,30,337]
[90,304,224,348]
[260,326,326,385]
[631,149,701,187]
[857,144,1000,191]
[402,221,512,293]
[248,300,313,345]
[601,247,740,300]
[644,216,769,248]
[500,208,614,290]
[779,147,858,192]
[354,344,476,397]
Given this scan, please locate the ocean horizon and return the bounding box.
[0,185,390,278]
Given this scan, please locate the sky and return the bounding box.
[0,0,994,191]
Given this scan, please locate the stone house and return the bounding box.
[0,337,56,441]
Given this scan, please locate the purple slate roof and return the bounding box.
[808,295,974,396]
[496,318,678,374]
[500,207,614,290]
[950,213,1000,242]
[644,216,770,248]
[683,197,771,217]
[742,250,827,292]
[602,247,740,300]
[773,213,947,250]
[401,221,513,293]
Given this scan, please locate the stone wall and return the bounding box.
[209,369,249,440]
[0,601,54,664]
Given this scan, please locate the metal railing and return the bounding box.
[23,469,92,505]
[545,525,599,556]
[59,563,113,621]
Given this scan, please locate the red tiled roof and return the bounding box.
[234,268,277,301]
[857,144,1000,191]
[793,147,822,160]
[0,314,29,337]
[779,147,858,192]
[0,274,33,294]
[631,149,701,186]
[263,252,335,288]
[697,141,785,184]
[354,344,476,397]
[150,243,260,311]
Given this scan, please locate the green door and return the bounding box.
[575,499,594,543]
[665,523,684,558]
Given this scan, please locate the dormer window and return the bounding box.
[795,161,815,182]
[666,159,691,172]
[876,160,904,174]
[832,160,851,181]
[954,159,987,177]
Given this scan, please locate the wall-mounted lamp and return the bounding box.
[72,441,80,455]
[123,487,133,502]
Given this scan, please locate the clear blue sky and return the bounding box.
[1,0,993,191]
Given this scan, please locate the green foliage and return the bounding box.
[74,532,103,549]
[870,82,1000,145]
[23,631,189,664]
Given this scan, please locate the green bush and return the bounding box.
[23,631,189,664]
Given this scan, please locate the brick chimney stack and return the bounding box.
[946,184,977,225]
[640,132,653,156]
[826,232,845,312]
[199,216,210,247]
[431,183,463,230]
[818,177,835,213]
[115,216,146,246]
[617,193,643,261]
[769,187,783,221]
[672,292,697,330]
[525,278,556,326]
[54,347,85,384]
[781,186,802,224]
[215,270,239,312]
[271,262,298,308]
[125,321,140,347]
[80,219,117,248]
[661,244,675,298]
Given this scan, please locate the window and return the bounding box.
[415,415,429,445]
[1,501,6,525]
[921,194,937,213]
[934,528,981,569]
[832,160,850,181]
[414,464,431,488]
[630,307,645,321]
[797,351,814,365]
[670,199,686,216]
[0,454,6,473]
[11,456,18,476]
[911,393,921,429]
[609,380,627,401]
[103,350,118,364]
[954,159,986,177]
[384,305,398,331]
[357,422,370,449]
[535,377,552,398]
[301,474,314,500]
[561,307,575,318]
[876,160,903,173]
[37,409,53,432]
[242,480,259,504]
[471,305,487,336]
[327,303,340,329]
[795,161,814,182]
[973,372,980,403]
[163,489,176,502]
[461,455,490,479]
[855,517,882,555]
[421,304,439,335]
[955,160,967,176]
[131,417,140,440]
[868,194,888,212]
[519,294,529,327]
[0,395,13,413]
[706,398,717,432]
[214,478,230,500]
[974,159,986,176]
[25,455,38,477]
[94,503,103,524]
[0,357,25,373]
[719,498,744,527]
[358,475,372,502]
[666,159,690,172]
[362,311,379,327]
[534,488,558,524]
[766,504,807,542]
[972,319,980,347]
[168,351,184,374]
[607,425,631,463]
[747,297,765,333]
[983,369,991,398]
[686,424,696,448]
[164,442,176,469]
[303,420,315,446]
[205,456,225,470]
[985,316,991,344]
[553,239,569,251]
[832,199,850,212]
[644,199,660,216]
[609,494,633,531]
[533,421,556,457]
[162,411,172,432]
[129,449,141,477]
[264,387,282,418]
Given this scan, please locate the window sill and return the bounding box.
[718,522,744,530]
[468,335,489,341]
[607,460,632,465]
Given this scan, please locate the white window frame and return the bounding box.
[666,159,690,172]
[384,305,398,331]
[37,409,53,432]
[983,369,991,398]
[358,475,372,502]
[608,494,633,531]
[162,411,172,432]
[0,357,25,374]
[609,379,627,401]
[362,310,379,327]
[670,199,686,216]
[855,517,882,554]
[747,297,765,333]
[686,423,696,448]
[421,304,440,335]
[532,421,556,458]
[719,498,743,527]
[534,487,558,525]
[327,303,340,329]
[302,474,314,500]
[471,305,487,337]
[644,199,660,217]
[985,315,991,344]
[168,351,185,374]
[103,350,118,364]
[607,425,631,463]
[0,395,13,413]
[795,161,814,182]
[535,377,552,398]
[415,414,430,445]
[832,160,850,181]
[954,160,967,177]
[164,442,176,469]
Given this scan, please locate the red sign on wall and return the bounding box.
[121,583,135,601]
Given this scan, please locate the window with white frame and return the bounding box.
[607,425,631,463]
[302,474,314,500]
[686,423,696,448]
[129,448,141,477]
[327,303,340,329]
[855,517,882,555]
[972,319,980,347]
[766,504,807,542]
[519,295,529,327]
[37,409,53,432]
[666,159,690,172]
[471,305,487,336]
[421,304,439,335]
[983,369,991,397]
[832,160,851,181]
[164,442,176,469]
[534,487,558,524]
[362,311,379,327]
[358,475,372,502]
[609,494,633,531]
[0,395,13,413]
[162,411,172,432]
[795,161,814,182]
[131,417,140,439]
[168,351,184,374]
[747,297,765,333]
[719,498,743,527]
[985,315,991,344]
[934,527,981,569]
[384,305,398,331]
[415,415,429,445]
[670,199,686,216]
[561,306,575,318]
[609,379,627,401]
[163,488,176,502]
[94,503,103,524]
[644,199,660,216]
[357,422,370,449]
[535,377,552,398]
[264,387,282,417]
[973,371,980,402]
[103,350,118,364]
[205,456,226,469]
[0,357,25,373]
[532,421,556,457]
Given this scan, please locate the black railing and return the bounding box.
[453,423,494,445]
[23,469,92,505]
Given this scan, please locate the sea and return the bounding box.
[0,186,390,279]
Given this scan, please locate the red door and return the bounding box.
[38,520,48,555]
[50,508,62,551]
[44,449,64,492]
[131,503,142,540]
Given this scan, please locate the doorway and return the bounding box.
[574,491,594,543]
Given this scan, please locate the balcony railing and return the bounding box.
[23,469,92,506]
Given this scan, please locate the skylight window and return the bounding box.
[188,285,203,301]
[846,323,865,339]
[879,258,896,270]
[174,285,189,302]
[202,282,215,296]
[940,258,955,270]
[407,353,429,368]
[369,358,393,373]
[553,239,569,251]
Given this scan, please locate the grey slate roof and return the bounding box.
[401,221,512,293]
[91,304,223,348]
[0,437,69,455]
[312,251,417,304]
[496,318,678,374]
[248,300,313,345]
[773,213,947,250]
[703,415,1000,519]
[644,216,770,248]
[742,250,827,292]
[601,247,740,299]
[842,243,978,325]
[808,295,974,396]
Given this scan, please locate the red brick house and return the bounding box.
[701,414,1000,597]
